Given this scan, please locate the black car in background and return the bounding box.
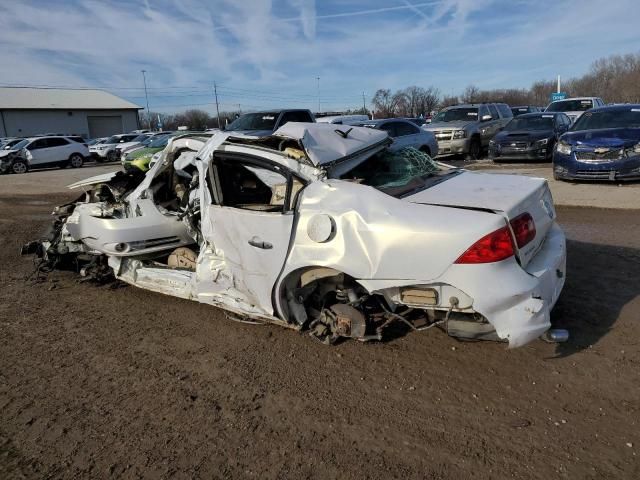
[489,112,571,162]
[511,106,543,116]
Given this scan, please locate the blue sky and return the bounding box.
[0,0,638,114]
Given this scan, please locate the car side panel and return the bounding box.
[274,180,506,316]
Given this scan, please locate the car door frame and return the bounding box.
[202,151,306,315]
[45,137,72,164]
[26,138,52,166]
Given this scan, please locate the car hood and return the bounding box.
[423,120,476,130]
[224,128,274,137]
[561,128,640,148]
[494,129,554,142]
[0,149,18,158]
[127,147,163,160]
[117,141,142,151]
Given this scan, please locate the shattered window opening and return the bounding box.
[341,147,441,193]
[211,157,292,213]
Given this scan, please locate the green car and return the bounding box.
[122,134,173,173]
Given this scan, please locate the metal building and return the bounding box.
[0,87,142,139]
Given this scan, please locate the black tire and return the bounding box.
[466,137,482,160]
[11,160,28,174]
[69,153,84,168]
[546,141,555,162]
[419,145,431,157]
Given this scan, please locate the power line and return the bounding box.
[0,82,364,101]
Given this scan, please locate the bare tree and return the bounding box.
[461,85,481,103]
[400,86,441,117]
[419,87,440,115]
[371,89,398,117]
[439,95,459,108]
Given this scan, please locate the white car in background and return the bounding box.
[545,97,605,123]
[27,124,567,348]
[0,136,88,174]
[116,132,174,159]
[89,133,140,162]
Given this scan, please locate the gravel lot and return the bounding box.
[1,166,639,479]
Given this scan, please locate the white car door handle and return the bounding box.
[248,237,273,249]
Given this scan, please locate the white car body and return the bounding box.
[31,124,566,348]
[0,136,88,173]
[89,133,140,161]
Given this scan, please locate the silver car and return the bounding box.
[357,118,439,157]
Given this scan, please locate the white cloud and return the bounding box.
[0,0,637,113]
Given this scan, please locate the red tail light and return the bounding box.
[510,213,536,248]
[455,226,515,264]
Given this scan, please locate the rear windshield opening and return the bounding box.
[340,147,454,197]
[547,100,593,112]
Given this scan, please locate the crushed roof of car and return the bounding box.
[271,122,389,166]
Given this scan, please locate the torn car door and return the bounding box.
[200,154,298,314]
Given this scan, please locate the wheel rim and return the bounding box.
[13,162,26,174]
[70,155,83,167]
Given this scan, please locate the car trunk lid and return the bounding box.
[404,171,556,267]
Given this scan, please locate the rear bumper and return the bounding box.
[430,222,566,347]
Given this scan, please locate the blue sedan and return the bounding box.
[553,104,640,181]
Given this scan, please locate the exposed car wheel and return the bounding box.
[69,154,84,168]
[11,160,28,174]
[419,145,431,157]
[466,137,481,160]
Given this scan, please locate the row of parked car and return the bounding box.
[3,95,637,182]
[0,130,180,174]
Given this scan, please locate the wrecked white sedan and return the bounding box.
[23,124,567,347]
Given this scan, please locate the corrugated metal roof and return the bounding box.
[0,87,141,110]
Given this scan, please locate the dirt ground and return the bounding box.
[1,191,639,479]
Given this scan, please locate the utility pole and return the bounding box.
[238,103,241,114]
[362,92,366,115]
[557,75,561,93]
[141,70,150,130]
[213,81,222,129]
[316,76,320,114]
